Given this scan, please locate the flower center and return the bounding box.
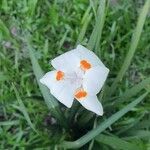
[80,60,91,71]
[74,88,87,99]
[56,71,64,81]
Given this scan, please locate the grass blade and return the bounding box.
[26,38,68,128]
[123,130,150,140]
[105,77,150,107]
[96,134,141,150]
[61,92,148,149]
[12,84,37,133]
[0,120,19,126]
[115,77,150,105]
[87,0,106,54]
[77,6,92,44]
[27,0,38,17]
[58,28,69,50]
[0,19,11,39]
[109,0,150,96]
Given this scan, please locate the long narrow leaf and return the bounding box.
[88,0,106,54]
[109,0,150,97]
[13,84,37,132]
[77,13,92,44]
[0,19,11,39]
[26,37,68,128]
[123,130,150,140]
[61,92,148,149]
[28,0,38,17]
[0,120,19,126]
[115,77,150,105]
[105,77,150,107]
[96,134,141,150]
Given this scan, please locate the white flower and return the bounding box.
[40,45,109,115]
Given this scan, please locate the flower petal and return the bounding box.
[76,45,105,67]
[51,44,106,72]
[83,66,109,94]
[50,80,75,108]
[40,71,76,108]
[51,49,80,72]
[77,95,103,115]
[40,71,56,89]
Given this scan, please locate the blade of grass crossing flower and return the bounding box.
[87,0,106,54]
[12,84,37,133]
[109,0,150,97]
[96,134,141,150]
[27,40,68,129]
[61,92,148,149]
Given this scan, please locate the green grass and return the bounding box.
[0,0,150,149]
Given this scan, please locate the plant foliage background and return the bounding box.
[0,0,150,149]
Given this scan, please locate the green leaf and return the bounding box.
[26,37,68,129]
[96,134,141,150]
[88,0,106,54]
[77,6,92,44]
[12,83,37,133]
[115,77,150,105]
[1,0,9,12]
[0,72,9,82]
[0,19,11,39]
[0,120,19,126]
[61,92,148,149]
[27,0,38,17]
[58,28,69,50]
[123,130,150,140]
[49,4,59,26]
[109,0,150,97]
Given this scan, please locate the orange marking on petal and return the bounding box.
[80,60,91,71]
[56,71,64,81]
[75,89,87,99]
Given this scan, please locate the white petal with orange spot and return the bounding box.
[40,71,56,89]
[83,66,109,95]
[50,80,76,108]
[51,49,80,72]
[77,95,103,116]
[40,71,76,108]
[76,45,105,67]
